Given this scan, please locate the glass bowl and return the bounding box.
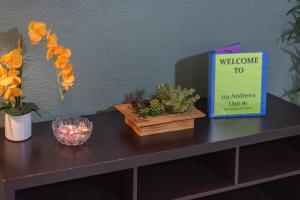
[52,116,93,146]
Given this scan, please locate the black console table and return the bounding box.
[1,94,300,200]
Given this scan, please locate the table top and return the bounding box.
[1,94,300,189]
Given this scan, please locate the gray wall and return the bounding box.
[0,0,292,126]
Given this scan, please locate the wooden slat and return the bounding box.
[140,119,194,136]
[125,117,141,135]
[125,117,194,136]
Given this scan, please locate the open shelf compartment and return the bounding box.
[198,174,300,200]
[239,135,300,183]
[137,149,236,200]
[197,186,273,200]
[16,169,134,200]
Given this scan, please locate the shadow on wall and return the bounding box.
[0,27,19,54]
[174,51,209,98]
[96,52,210,114]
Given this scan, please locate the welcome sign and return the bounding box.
[208,47,267,118]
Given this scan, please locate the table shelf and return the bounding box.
[198,174,300,200]
[239,135,300,183]
[16,169,133,200]
[1,95,300,200]
[138,149,236,200]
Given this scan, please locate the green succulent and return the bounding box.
[148,99,163,116]
[131,84,200,117]
[134,101,150,117]
[152,84,200,113]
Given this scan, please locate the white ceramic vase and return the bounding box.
[5,112,32,142]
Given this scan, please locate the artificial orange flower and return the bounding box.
[53,45,65,55]
[61,75,75,92]
[0,66,22,103]
[28,20,75,100]
[54,47,71,64]
[28,31,42,45]
[59,63,73,77]
[0,85,5,96]
[46,48,54,61]
[0,48,22,69]
[4,85,22,101]
[61,71,75,92]
[8,70,20,77]
[0,76,21,87]
[54,55,69,69]
[47,33,58,48]
[28,21,47,45]
[47,45,69,61]
[61,83,72,92]
[0,64,7,96]
[59,48,71,58]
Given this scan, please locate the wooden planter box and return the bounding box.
[115,104,206,136]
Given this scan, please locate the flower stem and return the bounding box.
[42,38,64,101]
[16,36,23,110]
[57,71,64,101]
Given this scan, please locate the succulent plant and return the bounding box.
[131,84,200,117]
[148,99,163,116]
[133,100,150,117]
[124,89,145,104]
[152,84,200,113]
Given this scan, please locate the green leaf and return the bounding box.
[5,108,24,116]
[22,102,41,117]
[4,102,41,117]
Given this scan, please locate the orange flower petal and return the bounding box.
[29,21,47,36]
[28,21,47,45]
[61,80,74,92]
[54,56,69,69]
[0,85,5,96]
[59,63,73,77]
[47,33,58,48]
[12,87,22,97]
[28,30,42,45]
[46,47,54,61]
[60,48,71,59]
[4,86,22,101]
[8,70,20,76]
[1,48,23,69]
[63,72,75,83]
[0,76,21,87]
[4,88,12,100]
[53,45,65,55]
